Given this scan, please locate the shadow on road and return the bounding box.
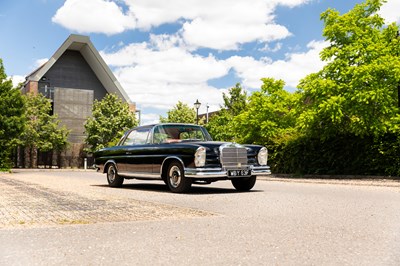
[92,182,263,195]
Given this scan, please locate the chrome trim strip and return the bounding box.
[250,165,271,176]
[185,167,227,178]
[118,171,162,179]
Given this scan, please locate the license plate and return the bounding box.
[228,169,251,177]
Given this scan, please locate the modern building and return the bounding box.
[20,34,134,168]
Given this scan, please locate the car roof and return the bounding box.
[134,123,202,130]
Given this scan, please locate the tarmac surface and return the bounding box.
[0,170,399,265]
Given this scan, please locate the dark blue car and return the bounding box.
[94,123,271,193]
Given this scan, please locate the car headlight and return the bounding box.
[257,147,268,166]
[194,147,206,167]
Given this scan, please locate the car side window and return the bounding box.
[122,128,150,145]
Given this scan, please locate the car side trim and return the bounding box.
[118,172,161,180]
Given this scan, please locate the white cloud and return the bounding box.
[272,0,312,8]
[10,75,25,87]
[226,40,328,89]
[51,0,318,124]
[35,58,48,68]
[52,0,135,35]
[100,40,229,112]
[379,0,400,24]
[181,19,290,50]
[139,113,160,126]
[259,42,283,52]
[129,0,297,50]
[53,0,310,50]
[127,0,310,29]
[100,38,327,125]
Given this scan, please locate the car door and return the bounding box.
[119,127,153,175]
[150,125,174,174]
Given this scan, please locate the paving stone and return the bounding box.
[0,176,213,228]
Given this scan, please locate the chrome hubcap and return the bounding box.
[169,166,181,188]
[108,166,116,183]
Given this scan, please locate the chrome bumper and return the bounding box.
[184,165,271,178]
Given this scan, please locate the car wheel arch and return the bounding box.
[104,160,118,174]
[161,157,185,179]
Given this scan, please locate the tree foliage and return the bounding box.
[222,83,247,117]
[0,59,25,170]
[160,101,197,124]
[206,83,247,141]
[84,93,137,153]
[297,0,400,138]
[279,0,400,176]
[201,0,400,176]
[234,78,299,145]
[21,93,69,166]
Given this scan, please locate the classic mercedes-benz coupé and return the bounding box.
[94,123,271,193]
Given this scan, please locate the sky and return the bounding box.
[1,0,400,125]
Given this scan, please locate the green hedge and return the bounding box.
[270,133,400,177]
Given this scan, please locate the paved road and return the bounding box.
[0,170,399,265]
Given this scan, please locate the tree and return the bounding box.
[206,83,247,141]
[0,59,25,170]
[84,93,137,153]
[160,101,197,124]
[222,83,247,117]
[272,0,400,176]
[21,93,69,167]
[297,0,400,139]
[234,78,299,145]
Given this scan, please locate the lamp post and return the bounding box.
[206,103,209,123]
[194,99,201,124]
[135,109,141,125]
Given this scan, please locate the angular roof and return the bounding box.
[26,34,131,103]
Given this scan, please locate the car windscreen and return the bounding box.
[153,125,209,143]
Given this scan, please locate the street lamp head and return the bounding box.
[194,99,201,125]
[194,99,201,109]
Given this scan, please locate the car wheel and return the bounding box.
[166,161,192,193]
[231,176,256,192]
[106,163,124,187]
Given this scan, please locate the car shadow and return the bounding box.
[92,182,263,195]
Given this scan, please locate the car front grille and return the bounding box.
[220,146,248,168]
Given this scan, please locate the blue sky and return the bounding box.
[1,0,399,124]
